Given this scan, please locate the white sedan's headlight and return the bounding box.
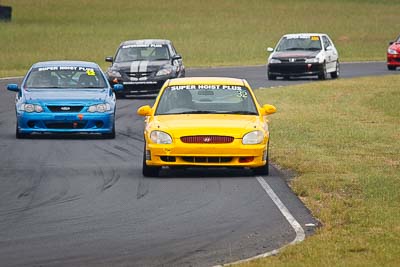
[150,131,172,144]
[388,48,398,55]
[156,68,173,76]
[88,103,111,113]
[19,103,43,113]
[242,130,265,145]
[305,57,319,63]
[269,58,281,64]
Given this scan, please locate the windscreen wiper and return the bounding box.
[222,111,258,115]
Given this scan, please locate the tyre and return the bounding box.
[102,120,116,139]
[330,61,340,79]
[318,63,328,80]
[115,93,126,99]
[387,65,396,71]
[142,145,160,177]
[267,72,276,80]
[15,123,28,139]
[252,143,270,176]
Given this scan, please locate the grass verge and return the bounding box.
[1,0,400,77]
[241,75,400,266]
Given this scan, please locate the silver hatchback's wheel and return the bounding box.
[267,72,276,80]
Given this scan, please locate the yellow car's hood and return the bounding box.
[149,114,265,138]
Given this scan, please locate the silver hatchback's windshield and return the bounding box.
[155,85,258,115]
[25,67,108,89]
[276,36,322,51]
[115,44,170,63]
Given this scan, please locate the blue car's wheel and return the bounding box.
[102,120,115,139]
[15,123,29,139]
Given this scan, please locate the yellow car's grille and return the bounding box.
[181,156,232,163]
[181,135,234,144]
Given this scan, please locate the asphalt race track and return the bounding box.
[0,61,394,267]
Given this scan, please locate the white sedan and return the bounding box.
[267,33,339,80]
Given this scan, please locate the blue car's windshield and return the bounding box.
[155,85,258,115]
[25,66,108,89]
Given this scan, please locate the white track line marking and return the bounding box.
[256,176,305,244]
[214,176,305,267]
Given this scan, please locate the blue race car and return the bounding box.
[7,61,123,139]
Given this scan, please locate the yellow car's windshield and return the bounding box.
[155,85,258,115]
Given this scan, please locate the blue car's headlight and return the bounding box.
[19,104,43,113]
[88,103,111,113]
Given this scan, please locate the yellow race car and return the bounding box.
[137,77,276,177]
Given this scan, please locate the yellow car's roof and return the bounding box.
[166,77,248,87]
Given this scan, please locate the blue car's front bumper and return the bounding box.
[16,111,114,134]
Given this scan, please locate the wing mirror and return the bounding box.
[113,84,123,92]
[6,83,19,92]
[172,55,182,60]
[267,47,274,52]
[105,56,113,63]
[137,105,153,116]
[261,104,277,115]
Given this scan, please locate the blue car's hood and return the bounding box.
[23,89,108,104]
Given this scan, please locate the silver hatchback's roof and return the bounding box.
[119,39,172,47]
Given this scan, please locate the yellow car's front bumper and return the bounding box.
[145,139,268,168]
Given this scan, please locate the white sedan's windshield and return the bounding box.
[25,67,107,88]
[155,85,258,115]
[276,36,322,51]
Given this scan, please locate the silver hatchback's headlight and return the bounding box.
[107,69,121,78]
[156,67,173,76]
[88,103,111,113]
[242,130,265,145]
[150,131,172,144]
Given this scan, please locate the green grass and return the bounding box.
[1,0,400,77]
[241,75,400,267]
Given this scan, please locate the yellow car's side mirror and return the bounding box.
[261,104,277,115]
[137,105,153,116]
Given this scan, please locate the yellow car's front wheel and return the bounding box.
[252,142,269,176]
[142,144,161,177]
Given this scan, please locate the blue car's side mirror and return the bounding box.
[113,84,123,92]
[7,84,19,92]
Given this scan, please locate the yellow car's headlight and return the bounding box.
[150,130,172,144]
[242,130,264,145]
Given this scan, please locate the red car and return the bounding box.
[387,36,400,70]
